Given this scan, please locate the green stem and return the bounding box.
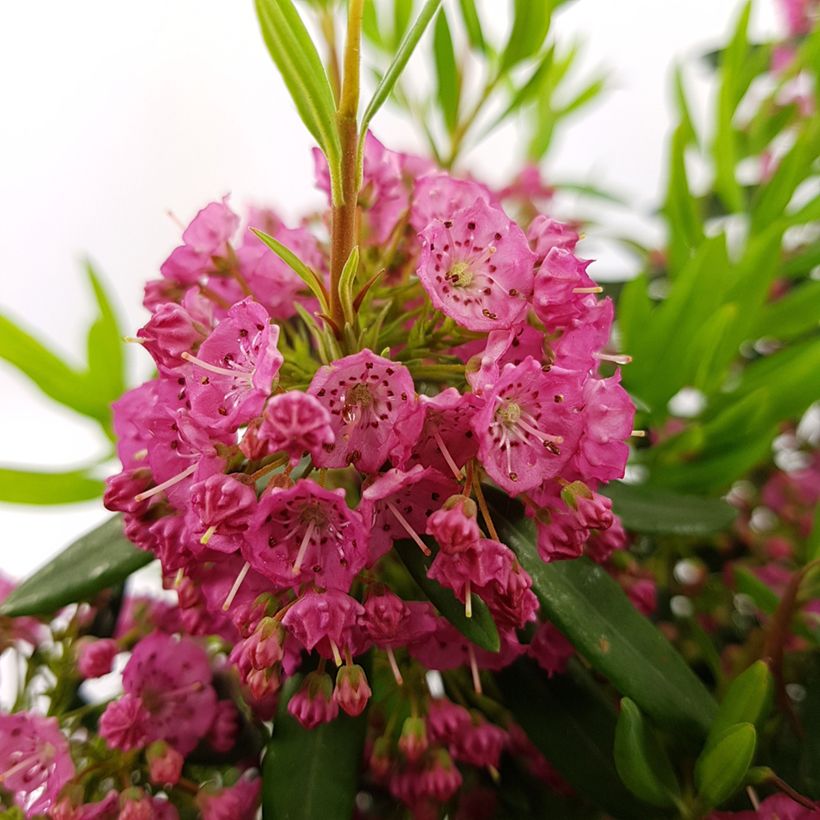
[330,0,364,336]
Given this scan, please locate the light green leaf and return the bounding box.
[499,0,552,72]
[433,9,459,134]
[558,74,606,118]
[0,516,151,617]
[751,279,820,342]
[458,0,485,52]
[695,723,757,809]
[255,0,342,200]
[0,465,104,505]
[360,0,442,135]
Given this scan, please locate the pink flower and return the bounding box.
[419,750,462,803]
[308,349,417,472]
[206,700,240,753]
[359,466,458,561]
[281,590,364,657]
[182,197,239,255]
[121,633,217,755]
[287,672,339,729]
[77,638,118,679]
[529,621,574,676]
[362,590,438,647]
[527,215,579,261]
[473,357,583,493]
[147,740,184,786]
[426,699,472,744]
[499,165,555,204]
[426,495,481,554]
[186,298,283,431]
[532,248,598,331]
[399,716,428,762]
[49,790,119,820]
[197,777,261,820]
[333,664,372,717]
[410,173,493,232]
[0,713,74,816]
[258,391,335,465]
[99,693,150,751]
[244,480,368,590]
[417,199,535,332]
[188,473,257,549]
[137,302,210,374]
[710,792,819,819]
[451,719,507,769]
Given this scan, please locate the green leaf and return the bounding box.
[695,723,757,809]
[392,0,414,48]
[557,74,606,118]
[499,0,552,72]
[433,9,460,134]
[0,465,104,505]
[0,516,151,617]
[255,0,342,200]
[614,698,681,808]
[490,493,718,737]
[458,0,485,52]
[251,228,330,313]
[360,0,442,135]
[0,314,104,422]
[601,481,737,536]
[262,676,367,820]
[497,660,651,819]
[338,245,360,326]
[394,538,500,653]
[707,661,772,749]
[751,279,820,342]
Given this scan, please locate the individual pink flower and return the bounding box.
[111,382,158,469]
[333,663,372,717]
[362,591,438,649]
[120,633,217,755]
[419,751,463,803]
[185,297,283,431]
[359,466,458,561]
[281,590,365,658]
[399,716,429,762]
[527,214,579,261]
[532,248,599,331]
[49,790,120,820]
[137,301,210,374]
[147,741,184,786]
[0,713,74,816]
[410,173,493,232]
[417,199,535,332]
[473,357,583,493]
[527,482,588,562]
[499,164,555,205]
[206,700,240,753]
[550,297,615,372]
[288,672,340,729]
[426,699,472,744]
[710,792,819,819]
[426,495,481,554]
[99,692,150,751]
[529,621,574,676]
[258,391,335,465]
[308,349,417,472]
[77,638,118,679]
[197,776,261,820]
[244,480,368,590]
[587,514,627,563]
[451,719,507,769]
[188,473,257,550]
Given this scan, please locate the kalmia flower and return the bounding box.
[257,390,335,464]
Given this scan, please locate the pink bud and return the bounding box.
[333,664,372,717]
[399,716,428,762]
[147,741,184,786]
[287,672,338,729]
[248,617,285,670]
[77,638,118,679]
[207,700,240,753]
[247,667,281,701]
[426,495,480,554]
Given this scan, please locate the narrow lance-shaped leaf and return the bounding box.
[360,0,442,135]
[262,675,368,820]
[433,9,460,135]
[255,0,342,200]
[458,0,485,52]
[490,492,718,737]
[394,538,500,653]
[499,0,552,71]
[0,516,152,617]
[0,465,104,506]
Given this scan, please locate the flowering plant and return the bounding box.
[1,1,818,818]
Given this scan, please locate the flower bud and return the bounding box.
[288,672,338,729]
[247,666,281,701]
[248,617,285,670]
[333,664,372,717]
[399,716,428,762]
[147,740,184,786]
[77,638,118,679]
[426,495,480,554]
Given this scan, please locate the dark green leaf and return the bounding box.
[499,0,552,72]
[458,0,485,52]
[262,676,367,820]
[491,493,718,738]
[255,0,341,198]
[497,660,652,819]
[433,10,459,135]
[394,538,500,653]
[0,516,151,617]
[0,465,104,505]
[601,481,736,536]
[361,0,441,134]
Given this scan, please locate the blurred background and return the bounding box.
[0,0,780,579]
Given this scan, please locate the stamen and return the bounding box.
[468,644,482,695]
[291,521,316,575]
[433,430,462,480]
[386,647,404,685]
[222,561,250,611]
[200,525,217,545]
[123,336,145,345]
[174,568,185,588]
[167,209,186,231]
[572,286,603,294]
[472,474,500,542]
[0,750,49,784]
[631,430,646,438]
[135,463,197,502]
[163,681,205,700]
[133,448,148,462]
[465,580,473,619]
[746,787,760,811]
[594,352,632,365]
[329,639,343,667]
[181,351,251,380]
[386,501,431,556]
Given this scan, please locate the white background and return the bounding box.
[0,1,779,580]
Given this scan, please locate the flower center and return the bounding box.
[341,382,374,424]
[448,261,474,288]
[495,401,521,426]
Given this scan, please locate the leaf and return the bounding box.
[458,0,485,52]
[0,516,151,617]
[360,0,442,135]
[707,661,772,749]
[0,314,104,422]
[392,0,414,48]
[695,723,757,809]
[0,465,104,505]
[497,660,651,819]
[614,698,680,808]
[255,0,341,199]
[433,9,460,135]
[601,481,737,536]
[499,0,552,72]
[557,74,606,118]
[490,493,718,737]
[262,676,367,820]
[751,279,820,342]
[394,538,500,653]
